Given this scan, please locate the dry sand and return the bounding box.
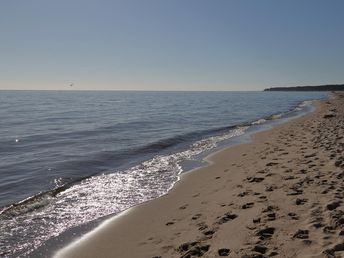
[54,92,344,258]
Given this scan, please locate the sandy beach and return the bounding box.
[54,92,344,258]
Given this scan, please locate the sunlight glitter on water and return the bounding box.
[0,127,246,257]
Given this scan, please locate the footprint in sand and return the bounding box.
[295,198,308,205]
[191,214,202,220]
[293,229,309,239]
[218,248,230,256]
[256,227,275,240]
[242,202,254,209]
[217,212,238,225]
[179,204,188,210]
[178,242,210,258]
[247,177,265,183]
[327,200,341,210]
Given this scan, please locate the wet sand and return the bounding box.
[54,92,344,258]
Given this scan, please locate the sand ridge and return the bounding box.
[54,92,344,258]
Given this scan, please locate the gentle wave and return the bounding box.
[0,126,247,257]
[0,109,281,215]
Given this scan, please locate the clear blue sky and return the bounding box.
[1,0,343,91]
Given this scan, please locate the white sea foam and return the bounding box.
[252,118,267,125]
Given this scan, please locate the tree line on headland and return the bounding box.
[264,84,344,91]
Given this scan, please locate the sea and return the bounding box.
[0,90,327,257]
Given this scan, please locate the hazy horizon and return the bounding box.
[0,84,341,92]
[1,0,344,91]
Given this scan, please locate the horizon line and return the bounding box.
[0,89,264,92]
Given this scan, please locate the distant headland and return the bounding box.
[264,84,344,91]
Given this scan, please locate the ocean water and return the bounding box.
[0,90,326,257]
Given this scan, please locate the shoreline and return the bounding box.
[30,102,313,258]
[53,93,344,258]
[2,93,323,258]
[1,94,312,212]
